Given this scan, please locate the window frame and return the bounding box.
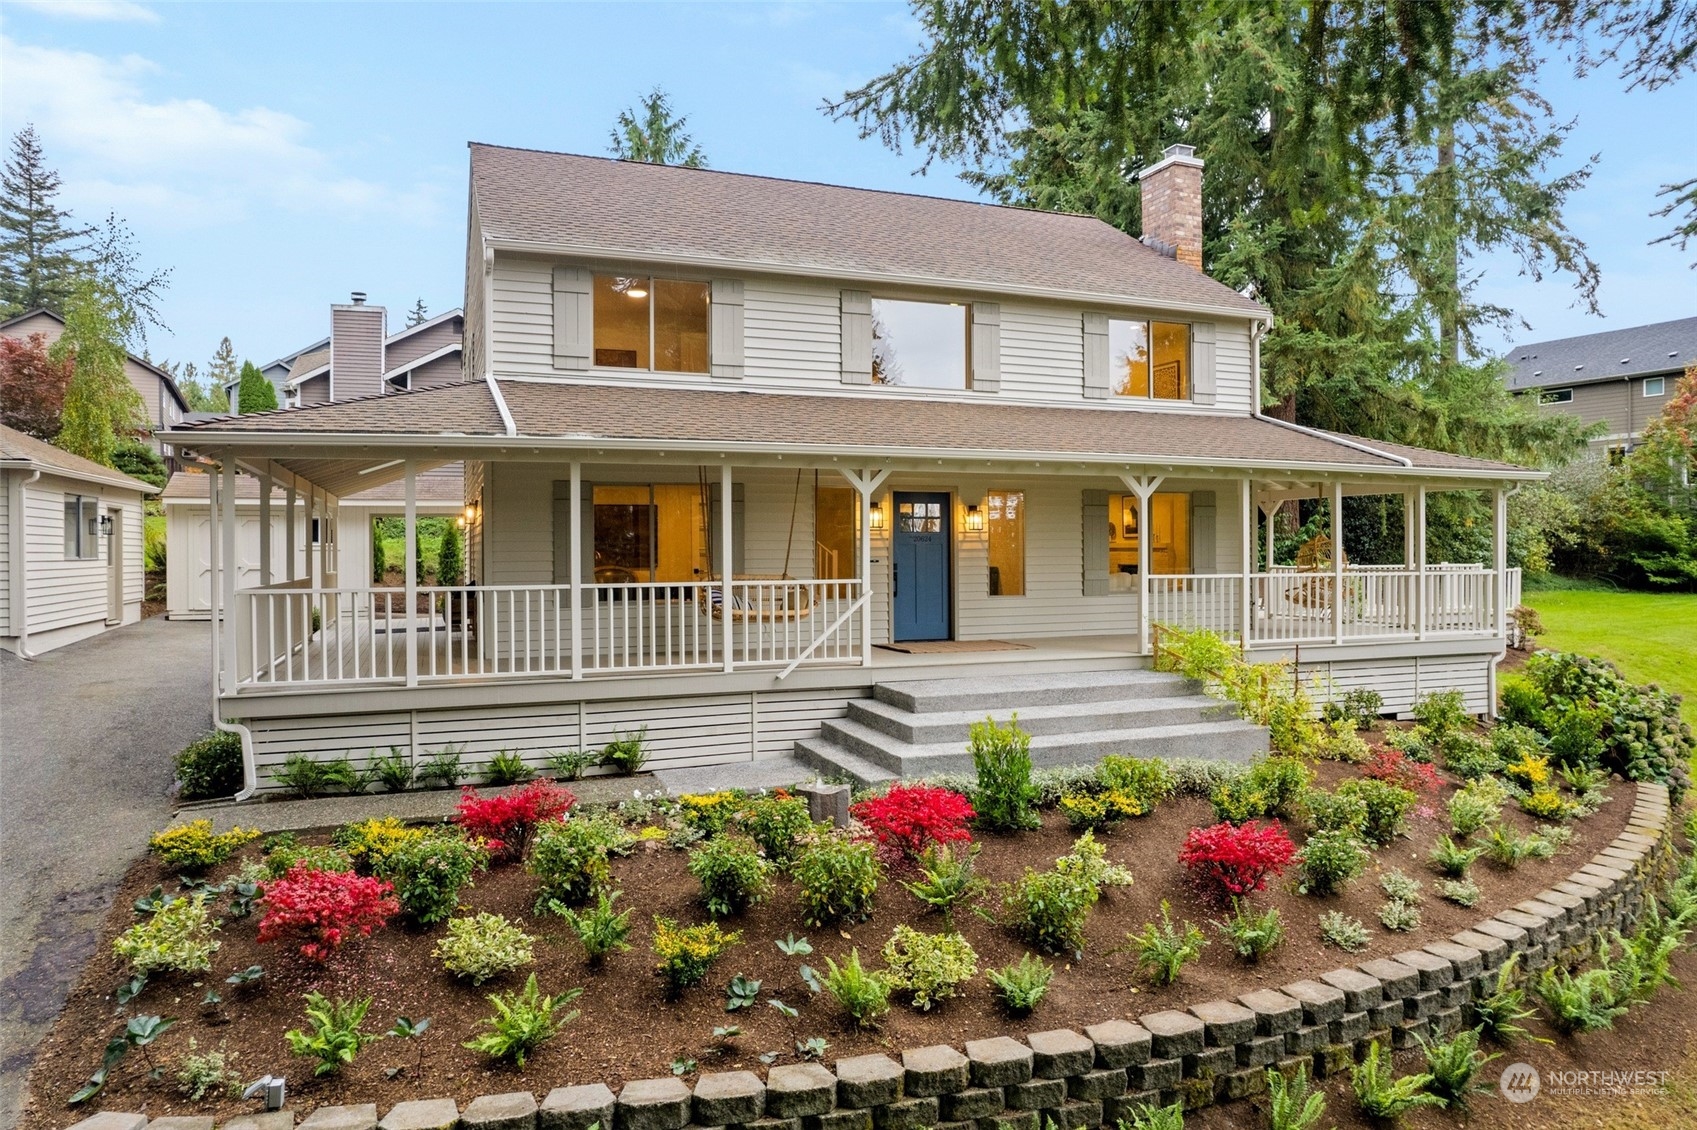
[1644,376,1666,397]
[591,272,712,375]
[984,489,1026,597]
[869,295,973,390]
[1539,388,1574,405]
[1108,317,1193,401]
[64,494,100,560]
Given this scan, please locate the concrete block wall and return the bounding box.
[66,784,1675,1130]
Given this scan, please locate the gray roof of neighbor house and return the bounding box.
[161,465,464,503]
[1505,316,1696,390]
[0,424,160,492]
[0,307,190,411]
[468,144,1269,319]
[163,379,1537,479]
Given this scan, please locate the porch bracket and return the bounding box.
[837,467,890,668]
[775,592,870,681]
[1119,474,1164,656]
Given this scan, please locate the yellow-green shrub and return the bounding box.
[149,820,260,872]
[331,817,426,871]
[114,893,221,974]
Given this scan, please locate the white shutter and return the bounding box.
[970,302,1001,392]
[710,278,745,380]
[552,266,593,370]
[1082,312,1109,399]
[1191,321,1216,405]
[840,290,873,385]
[1082,489,1110,596]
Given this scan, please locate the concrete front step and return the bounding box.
[794,738,898,788]
[874,669,1201,713]
[846,693,1235,745]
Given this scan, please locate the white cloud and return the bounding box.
[9,0,159,23]
[0,36,442,228]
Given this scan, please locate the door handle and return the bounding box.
[893,561,899,598]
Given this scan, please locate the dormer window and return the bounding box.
[1110,319,1191,399]
[870,298,968,388]
[593,274,709,372]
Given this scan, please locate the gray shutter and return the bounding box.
[710,278,745,380]
[1190,491,1216,574]
[1191,321,1216,405]
[552,267,592,370]
[1082,489,1109,596]
[1082,312,1109,399]
[840,289,872,385]
[970,302,1001,392]
[550,480,596,587]
[707,483,747,575]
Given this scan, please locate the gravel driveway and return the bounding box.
[0,618,212,1129]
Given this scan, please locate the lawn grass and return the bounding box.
[1523,587,1697,725]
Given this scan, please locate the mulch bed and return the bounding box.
[19,758,1632,1128]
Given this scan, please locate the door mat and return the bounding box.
[877,640,1037,654]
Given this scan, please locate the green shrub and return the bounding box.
[987,952,1053,1015]
[1000,866,1098,956]
[652,917,741,996]
[687,834,774,918]
[737,793,815,864]
[1211,756,1312,824]
[1126,900,1206,985]
[1411,689,1470,744]
[1214,899,1283,962]
[791,836,881,926]
[174,732,243,800]
[678,791,744,835]
[1303,787,1368,834]
[547,749,598,781]
[114,893,220,975]
[275,754,359,799]
[1378,899,1421,932]
[415,747,466,788]
[554,889,632,966]
[969,715,1040,832]
[1335,778,1416,845]
[483,751,534,786]
[1056,829,1134,890]
[262,841,354,879]
[1437,878,1481,906]
[1448,780,1505,836]
[1378,869,1423,903]
[1265,1062,1327,1130]
[1324,687,1385,731]
[1318,910,1370,952]
[1497,672,1547,728]
[1351,1039,1445,1120]
[881,925,978,1010]
[900,844,987,929]
[1296,829,1368,895]
[373,833,488,925]
[463,973,581,1066]
[1440,732,1501,781]
[434,912,536,984]
[1315,718,1372,763]
[1536,965,1626,1033]
[365,749,414,793]
[175,1042,240,1101]
[529,814,627,909]
[1419,1027,1498,1107]
[285,992,378,1076]
[600,729,649,774]
[148,820,261,872]
[1097,754,1174,812]
[1429,835,1483,878]
[1523,651,1692,800]
[1546,703,1607,769]
[331,817,426,872]
[822,949,892,1028]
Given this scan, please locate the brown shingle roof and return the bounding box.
[469,144,1268,318]
[167,379,1535,477]
[0,424,159,492]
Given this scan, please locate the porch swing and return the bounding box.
[1285,532,1346,610]
[696,469,816,622]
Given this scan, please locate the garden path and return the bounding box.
[0,618,213,1130]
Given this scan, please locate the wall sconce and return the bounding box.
[964,504,985,533]
[463,501,479,523]
[99,514,114,536]
[868,501,885,531]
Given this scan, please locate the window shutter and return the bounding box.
[970,302,1001,392]
[710,278,745,380]
[1082,312,1109,399]
[707,483,747,575]
[1190,491,1216,573]
[840,289,873,385]
[1191,321,1216,405]
[1081,489,1109,596]
[552,266,592,370]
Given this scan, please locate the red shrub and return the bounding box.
[849,784,975,864]
[1361,749,1443,794]
[1178,819,1297,903]
[453,779,576,862]
[257,866,399,961]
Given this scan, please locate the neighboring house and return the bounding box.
[0,308,190,466]
[166,296,466,616]
[1505,316,1695,458]
[163,142,1537,793]
[1,424,155,655]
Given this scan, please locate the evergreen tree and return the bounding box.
[437,520,465,587]
[406,297,429,326]
[372,518,388,583]
[207,337,239,407]
[110,439,168,490]
[0,125,88,317]
[158,359,230,413]
[235,360,278,414]
[50,276,147,466]
[609,88,708,167]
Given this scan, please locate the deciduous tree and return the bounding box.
[0,331,73,439]
[50,276,147,466]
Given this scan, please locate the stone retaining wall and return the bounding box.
[67,783,1677,1130]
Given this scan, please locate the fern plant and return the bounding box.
[1351,1039,1446,1120]
[284,993,379,1076]
[1536,965,1627,1033]
[821,949,891,1029]
[1126,901,1206,985]
[1116,1100,1186,1130]
[900,845,987,930]
[556,889,632,966]
[1419,1027,1498,1107]
[1265,1062,1327,1130]
[1472,954,1543,1046]
[482,751,534,786]
[462,974,582,1066]
[1214,899,1284,962]
[1428,835,1482,878]
[987,952,1053,1015]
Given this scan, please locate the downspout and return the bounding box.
[11,470,40,659]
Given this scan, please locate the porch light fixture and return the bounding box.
[868,502,885,531]
[963,504,984,532]
[463,502,479,523]
[99,514,114,536]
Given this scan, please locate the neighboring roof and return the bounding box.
[386,308,463,344]
[468,144,1269,320]
[1505,316,1696,390]
[284,348,331,390]
[162,465,464,504]
[385,342,461,381]
[165,378,1535,479]
[0,307,190,411]
[261,335,330,375]
[0,424,160,493]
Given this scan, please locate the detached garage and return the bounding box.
[1,424,156,656]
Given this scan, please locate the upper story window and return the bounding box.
[64,494,99,560]
[593,275,709,373]
[1644,376,1666,397]
[1539,388,1573,405]
[1110,319,1190,399]
[871,298,968,388]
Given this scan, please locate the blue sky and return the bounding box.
[3,0,1692,373]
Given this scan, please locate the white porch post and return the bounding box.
[1415,486,1429,640]
[1239,477,1253,645]
[1492,485,1508,637]
[209,465,223,696]
[1402,489,1416,565]
[1120,474,1163,655]
[404,460,418,687]
[721,462,734,673]
[1330,480,1345,645]
[219,459,239,693]
[569,460,583,679]
[258,472,272,587]
[1263,500,1277,569]
[837,467,890,668]
[285,484,297,582]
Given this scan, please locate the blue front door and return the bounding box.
[892,492,951,641]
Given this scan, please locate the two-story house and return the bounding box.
[163,143,1537,796]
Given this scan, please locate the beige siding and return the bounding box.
[1314,654,1492,716]
[330,304,386,401]
[464,460,487,581]
[387,316,463,368]
[21,473,145,635]
[464,190,488,381]
[743,279,843,383]
[0,469,11,634]
[490,256,555,375]
[1528,374,1679,444]
[406,353,464,389]
[295,373,331,407]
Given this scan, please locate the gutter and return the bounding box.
[485,373,517,437]
[9,470,40,659]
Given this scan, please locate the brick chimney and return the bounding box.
[329,291,387,400]
[1137,144,1204,271]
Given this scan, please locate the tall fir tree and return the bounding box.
[0,125,88,317]
[50,276,147,467]
[206,337,239,406]
[156,358,229,413]
[406,297,429,327]
[235,360,278,414]
[609,88,708,167]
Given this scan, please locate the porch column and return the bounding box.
[721,462,734,673]
[285,484,298,583]
[1492,485,1508,637]
[404,460,418,687]
[209,466,223,697]
[258,472,272,587]
[1402,488,1416,565]
[220,458,239,693]
[837,467,890,668]
[1239,477,1253,645]
[569,460,583,679]
[1120,474,1163,655]
[1263,499,1277,569]
[1415,486,1429,640]
[1330,480,1345,645]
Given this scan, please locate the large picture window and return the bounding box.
[986,490,1026,596]
[871,298,968,388]
[592,484,708,584]
[814,482,859,582]
[593,275,710,373]
[1110,319,1191,400]
[64,494,99,560]
[1106,492,1190,588]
